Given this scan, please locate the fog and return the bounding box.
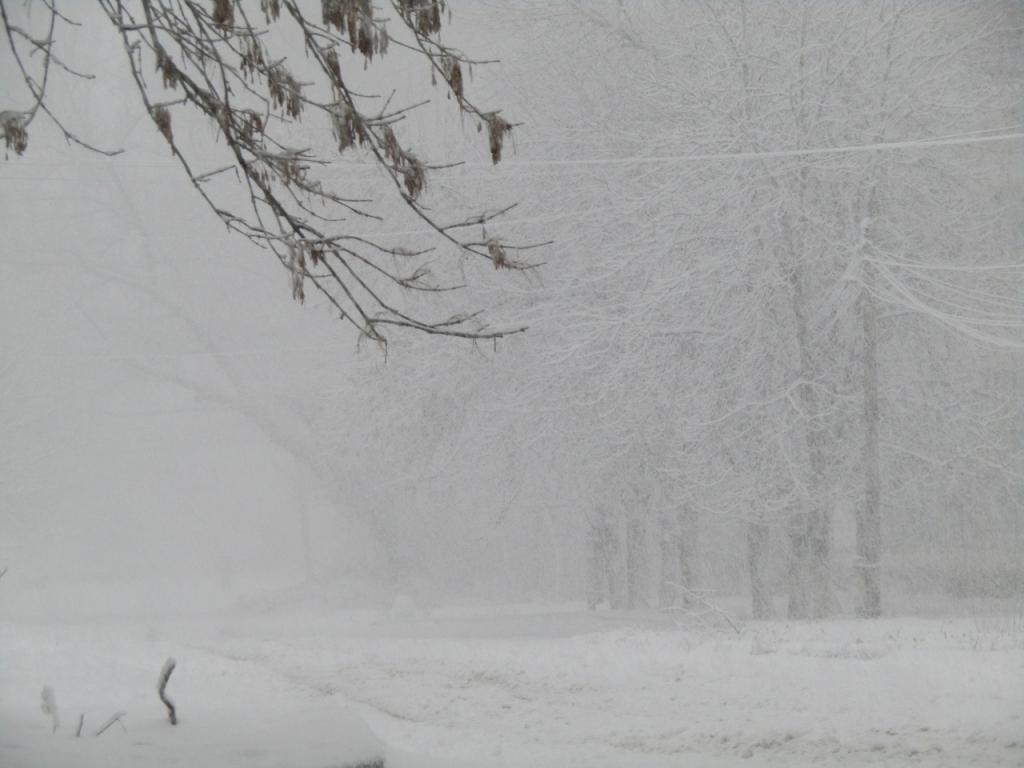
[1,2,1022,766]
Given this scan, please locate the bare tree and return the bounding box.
[1,0,541,343]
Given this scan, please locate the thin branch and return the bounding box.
[93,712,126,737]
[158,657,177,725]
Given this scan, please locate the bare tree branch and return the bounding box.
[3,0,537,344]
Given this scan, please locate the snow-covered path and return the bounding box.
[202,606,1024,767]
[2,604,1022,767]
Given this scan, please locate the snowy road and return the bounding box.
[202,606,1024,767]
[2,604,1023,767]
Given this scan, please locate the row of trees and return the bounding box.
[359,1,1023,618]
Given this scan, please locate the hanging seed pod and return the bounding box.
[288,241,306,303]
[401,153,425,199]
[269,66,303,119]
[381,125,402,165]
[151,106,173,146]
[261,0,280,22]
[1,111,29,156]
[448,59,463,102]
[239,34,264,80]
[238,110,263,143]
[331,104,366,152]
[322,0,344,30]
[325,49,341,82]
[486,114,512,164]
[487,239,509,269]
[346,5,358,51]
[155,47,179,90]
[211,0,234,29]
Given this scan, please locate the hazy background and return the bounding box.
[1,0,1022,622]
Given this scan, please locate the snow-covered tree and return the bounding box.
[374,0,1023,614]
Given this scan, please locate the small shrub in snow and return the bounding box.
[40,685,58,732]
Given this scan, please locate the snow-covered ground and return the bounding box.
[2,599,1022,767]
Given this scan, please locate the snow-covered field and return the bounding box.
[2,599,1022,767]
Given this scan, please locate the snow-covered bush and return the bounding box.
[40,685,58,732]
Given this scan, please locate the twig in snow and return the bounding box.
[75,713,84,737]
[158,657,177,725]
[93,711,126,736]
[0,566,8,582]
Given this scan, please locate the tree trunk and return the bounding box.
[586,521,607,610]
[676,507,698,608]
[857,285,883,617]
[788,508,832,619]
[625,516,645,609]
[747,522,772,619]
[590,507,622,609]
[787,512,809,619]
[807,505,832,618]
[787,269,834,620]
[658,515,675,608]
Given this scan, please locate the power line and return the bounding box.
[484,131,1024,169]
[4,128,1021,174]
